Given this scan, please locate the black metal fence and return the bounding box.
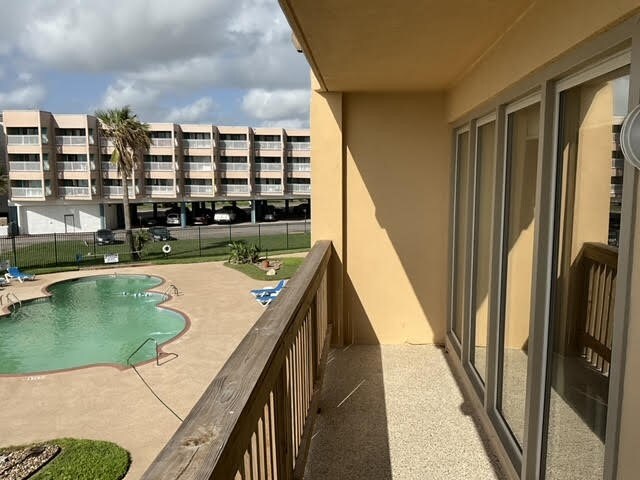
[1,221,310,271]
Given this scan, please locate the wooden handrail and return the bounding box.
[582,242,618,269]
[142,240,332,479]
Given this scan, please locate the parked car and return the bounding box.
[148,226,173,242]
[96,229,115,245]
[166,213,181,226]
[263,206,278,222]
[213,205,248,224]
[193,208,214,225]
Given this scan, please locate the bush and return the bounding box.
[228,240,260,264]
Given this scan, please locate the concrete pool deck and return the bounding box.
[0,259,299,479]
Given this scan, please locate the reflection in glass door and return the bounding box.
[498,101,540,447]
[470,119,496,383]
[543,68,629,479]
[452,130,471,344]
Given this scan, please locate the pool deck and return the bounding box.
[0,259,297,479]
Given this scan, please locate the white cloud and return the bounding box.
[100,80,160,110]
[242,89,309,126]
[0,84,46,108]
[17,72,33,82]
[165,97,215,123]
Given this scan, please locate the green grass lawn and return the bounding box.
[5,231,310,272]
[225,257,305,280]
[1,438,130,480]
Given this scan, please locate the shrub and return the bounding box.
[228,241,260,264]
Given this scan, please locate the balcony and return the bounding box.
[185,184,214,195]
[56,135,87,146]
[219,162,249,172]
[145,185,175,195]
[59,186,90,197]
[101,162,119,171]
[57,161,88,172]
[255,162,282,171]
[610,184,623,198]
[9,161,41,172]
[150,138,175,148]
[183,161,213,171]
[287,142,311,151]
[7,135,40,146]
[11,187,43,198]
[183,138,212,149]
[220,184,249,194]
[255,141,282,151]
[103,185,123,197]
[141,241,506,480]
[100,138,115,147]
[289,184,311,194]
[219,140,248,149]
[144,162,174,171]
[287,163,311,172]
[255,184,283,194]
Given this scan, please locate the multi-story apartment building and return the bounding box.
[1,110,310,234]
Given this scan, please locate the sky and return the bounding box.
[0,0,311,127]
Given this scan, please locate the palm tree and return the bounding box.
[95,106,150,258]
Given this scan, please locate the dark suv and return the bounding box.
[148,226,173,242]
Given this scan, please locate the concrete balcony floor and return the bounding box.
[305,345,507,480]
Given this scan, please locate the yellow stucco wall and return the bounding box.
[447,0,640,122]
[342,93,451,344]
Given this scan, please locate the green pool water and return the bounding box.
[0,275,186,375]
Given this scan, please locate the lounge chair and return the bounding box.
[0,277,9,287]
[250,279,287,298]
[255,290,282,307]
[5,266,36,283]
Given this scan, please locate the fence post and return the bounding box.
[258,224,261,249]
[228,224,232,243]
[198,226,202,256]
[11,235,16,267]
[54,233,58,266]
[286,223,289,250]
[93,232,97,255]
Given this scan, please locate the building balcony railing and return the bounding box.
[56,135,87,146]
[57,161,89,172]
[287,142,311,151]
[289,184,311,194]
[59,186,90,197]
[144,162,174,171]
[184,162,213,171]
[7,135,40,146]
[220,184,249,194]
[183,139,212,149]
[141,241,331,480]
[287,163,311,172]
[255,162,282,171]
[255,141,282,150]
[219,162,249,172]
[255,184,283,194]
[9,161,41,172]
[150,138,175,148]
[100,138,115,147]
[610,184,623,198]
[103,185,123,196]
[11,187,43,198]
[219,140,248,149]
[145,185,175,195]
[185,184,214,195]
[101,162,119,171]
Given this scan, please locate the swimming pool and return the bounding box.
[0,275,187,375]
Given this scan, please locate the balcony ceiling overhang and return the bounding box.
[279,0,535,92]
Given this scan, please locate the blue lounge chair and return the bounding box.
[5,266,36,283]
[250,279,287,298]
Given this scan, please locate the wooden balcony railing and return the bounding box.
[578,242,618,375]
[142,241,332,480]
